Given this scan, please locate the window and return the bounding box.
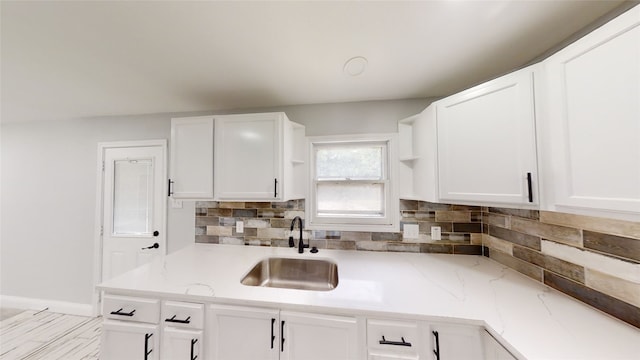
[306,134,399,232]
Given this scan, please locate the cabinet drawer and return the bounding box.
[367,319,420,356]
[103,294,159,324]
[161,300,204,329]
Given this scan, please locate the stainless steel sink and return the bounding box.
[240,257,338,291]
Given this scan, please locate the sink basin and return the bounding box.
[241,257,338,291]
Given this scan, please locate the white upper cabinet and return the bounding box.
[169,116,215,199]
[398,105,438,202]
[542,5,640,220]
[214,112,306,201]
[436,65,539,206]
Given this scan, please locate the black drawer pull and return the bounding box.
[379,336,412,347]
[433,331,440,360]
[144,333,153,360]
[190,338,198,360]
[165,315,191,324]
[110,308,135,317]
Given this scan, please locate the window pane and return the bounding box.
[113,159,153,235]
[317,182,384,216]
[316,144,383,180]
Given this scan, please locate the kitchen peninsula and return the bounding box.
[97,244,640,360]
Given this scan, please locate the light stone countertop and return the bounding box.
[97,244,640,359]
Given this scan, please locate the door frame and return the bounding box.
[92,139,168,316]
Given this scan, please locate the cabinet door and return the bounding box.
[161,327,202,360]
[170,116,214,199]
[207,304,279,360]
[280,311,358,360]
[482,331,517,360]
[431,323,483,360]
[101,320,159,360]
[214,113,283,200]
[437,66,538,206]
[543,6,640,219]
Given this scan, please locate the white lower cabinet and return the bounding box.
[101,294,516,360]
[280,311,358,360]
[206,305,358,360]
[430,323,484,360]
[482,331,517,360]
[101,295,161,360]
[207,304,279,360]
[161,301,205,360]
[162,327,203,360]
[101,320,160,360]
[366,319,424,360]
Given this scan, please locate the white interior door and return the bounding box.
[101,145,166,281]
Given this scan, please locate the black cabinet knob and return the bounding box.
[153,231,159,237]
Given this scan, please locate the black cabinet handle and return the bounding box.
[110,308,135,317]
[280,320,285,352]
[271,318,276,349]
[527,172,533,203]
[379,335,412,347]
[432,331,440,360]
[144,333,153,360]
[164,315,191,324]
[142,242,159,250]
[190,338,198,360]
[274,178,278,198]
[168,179,174,196]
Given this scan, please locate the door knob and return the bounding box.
[142,242,159,250]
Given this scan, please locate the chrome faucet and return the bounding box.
[289,216,308,253]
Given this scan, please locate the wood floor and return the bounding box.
[0,310,101,360]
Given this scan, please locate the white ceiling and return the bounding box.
[0,1,629,123]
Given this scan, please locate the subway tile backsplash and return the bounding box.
[194,200,640,328]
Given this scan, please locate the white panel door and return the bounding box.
[170,116,214,199]
[280,311,358,360]
[543,6,640,218]
[102,145,166,281]
[437,66,538,205]
[214,113,282,200]
[207,304,279,360]
[101,320,159,360]
[161,327,203,360]
[430,323,483,360]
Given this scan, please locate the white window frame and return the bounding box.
[306,133,399,232]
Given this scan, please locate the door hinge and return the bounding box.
[102,161,105,172]
[100,226,104,236]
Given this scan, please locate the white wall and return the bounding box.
[0,114,185,306]
[0,98,432,308]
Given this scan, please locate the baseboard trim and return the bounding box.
[0,295,94,317]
